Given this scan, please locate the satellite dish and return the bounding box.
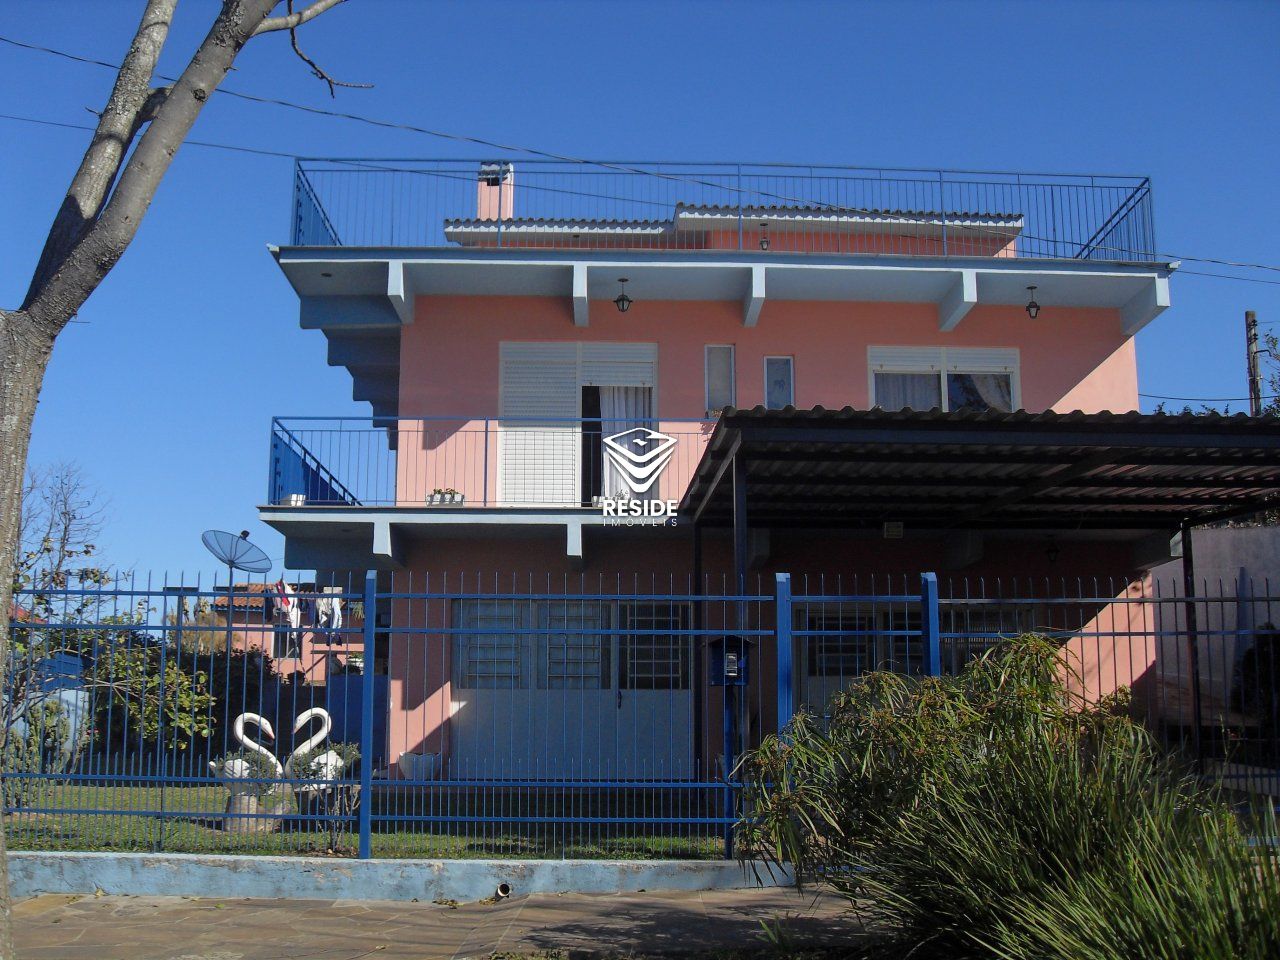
[202,530,272,574]
[202,530,273,654]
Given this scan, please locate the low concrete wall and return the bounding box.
[9,852,791,902]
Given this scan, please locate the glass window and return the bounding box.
[803,611,874,678]
[272,626,300,660]
[947,373,1013,412]
[764,357,794,409]
[873,372,942,411]
[705,345,735,413]
[620,603,692,690]
[537,601,610,689]
[453,599,527,689]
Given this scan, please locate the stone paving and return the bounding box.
[12,886,870,960]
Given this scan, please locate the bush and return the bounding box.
[289,741,360,850]
[210,747,284,799]
[741,637,1280,959]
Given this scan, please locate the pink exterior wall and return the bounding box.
[401,295,1136,421]
[382,530,1143,772]
[390,295,1137,507]
[378,292,1148,770]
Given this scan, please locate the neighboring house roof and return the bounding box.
[9,602,43,624]
[212,582,310,611]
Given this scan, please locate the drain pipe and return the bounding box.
[495,882,512,900]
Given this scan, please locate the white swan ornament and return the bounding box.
[209,713,284,797]
[284,707,346,796]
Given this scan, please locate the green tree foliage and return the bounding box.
[741,638,1280,959]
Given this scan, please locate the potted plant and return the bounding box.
[209,748,289,833]
[429,487,465,505]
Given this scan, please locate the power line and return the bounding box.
[5,32,1280,276]
[11,111,1280,293]
[7,108,1280,300]
[1175,269,1280,287]
[0,112,299,159]
[1140,392,1277,403]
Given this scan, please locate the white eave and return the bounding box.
[269,247,1175,414]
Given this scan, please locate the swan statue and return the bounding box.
[208,713,284,798]
[284,707,346,797]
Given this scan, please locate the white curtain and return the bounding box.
[600,386,655,499]
[946,373,1013,412]
[874,372,942,411]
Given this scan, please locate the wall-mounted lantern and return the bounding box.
[614,277,633,314]
[1025,285,1041,319]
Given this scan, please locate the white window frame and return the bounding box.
[763,356,795,409]
[704,344,736,416]
[868,346,1021,412]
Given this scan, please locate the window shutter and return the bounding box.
[499,343,579,505]
[868,346,943,372]
[580,343,657,387]
[943,347,1018,373]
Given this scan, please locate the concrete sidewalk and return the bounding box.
[12,886,870,960]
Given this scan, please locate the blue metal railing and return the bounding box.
[289,159,1158,261]
[266,415,716,509]
[7,570,1278,860]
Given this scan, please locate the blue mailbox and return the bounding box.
[708,634,752,687]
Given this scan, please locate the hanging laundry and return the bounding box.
[316,587,344,632]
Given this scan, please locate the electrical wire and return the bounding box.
[5,32,1280,276]
[0,112,299,159]
[1140,392,1277,403]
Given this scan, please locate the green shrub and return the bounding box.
[741,637,1280,959]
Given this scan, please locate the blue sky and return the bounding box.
[3,0,1278,576]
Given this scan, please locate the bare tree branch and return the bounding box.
[287,5,371,98]
[253,0,347,35]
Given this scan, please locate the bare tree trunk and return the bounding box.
[0,308,55,960]
[0,3,351,952]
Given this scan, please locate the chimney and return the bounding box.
[476,161,514,221]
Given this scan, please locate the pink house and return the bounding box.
[260,160,1262,780]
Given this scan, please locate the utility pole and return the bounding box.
[1246,310,1262,416]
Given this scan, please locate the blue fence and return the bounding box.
[5,570,1278,859]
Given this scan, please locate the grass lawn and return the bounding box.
[4,782,725,860]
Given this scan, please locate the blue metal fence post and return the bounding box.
[358,571,377,859]
[775,572,793,733]
[921,572,941,677]
[723,684,736,860]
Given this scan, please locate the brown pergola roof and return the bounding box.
[681,407,1280,531]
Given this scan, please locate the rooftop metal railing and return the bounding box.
[290,159,1157,261]
[268,416,717,509]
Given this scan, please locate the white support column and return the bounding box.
[387,260,414,325]
[1121,275,1171,336]
[743,265,766,327]
[938,269,977,332]
[566,519,584,568]
[372,520,404,566]
[572,263,589,327]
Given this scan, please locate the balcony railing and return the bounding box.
[268,417,717,510]
[291,159,1156,261]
